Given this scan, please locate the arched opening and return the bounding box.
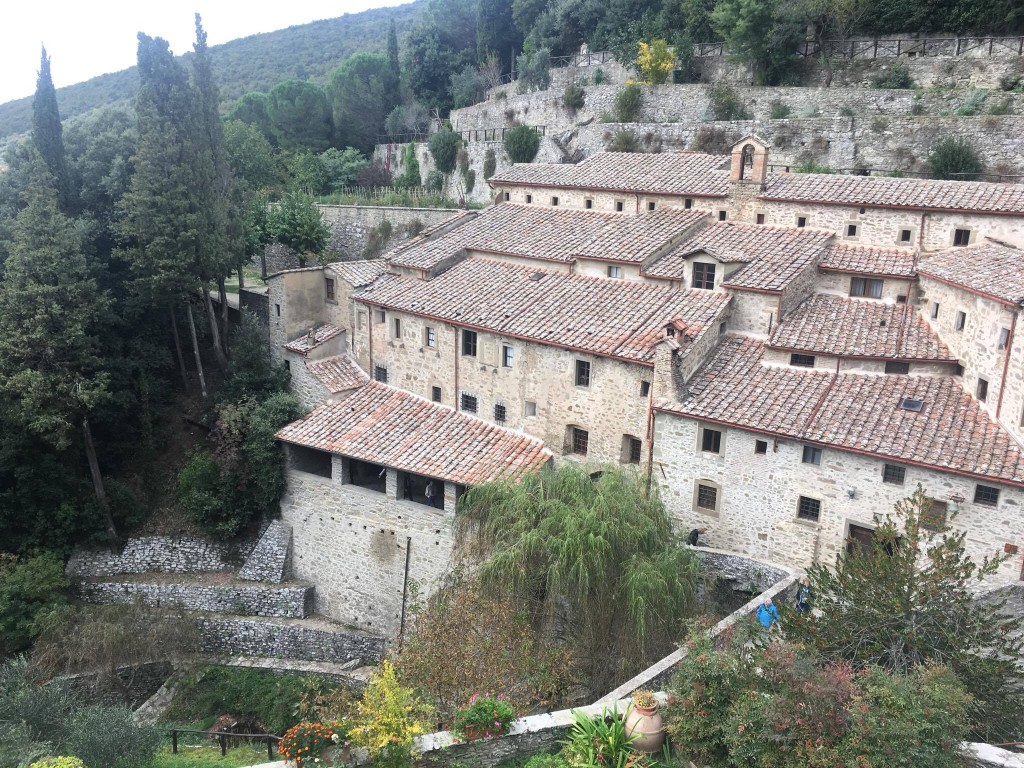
[739,144,755,181]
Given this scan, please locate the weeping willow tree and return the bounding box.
[457,463,699,691]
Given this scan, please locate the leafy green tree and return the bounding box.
[477,0,520,74]
[0,553,70,655]
[285,151,331,195]
[458,464,699,690]
[269,191,330,267]
[0,159,116,542]
[385,100,431,138]
[31,47,76,213]
[267,80,333,152]
[404,0,478,112]
[320,147,370,192]
[449,64,490,108]
[786,485,1024,742]
[67,705,160,768]
[244,393,305,513]
[503,124,541,163]
[226,91,275,142]
[515,46,552,93]
[386,19,402,95]
[329,53,394,155]
[63,105,136,231]
[613,82,643,121]
[224,119,279,191]
[928,137,984,181]
[711,0,801,84]
[428,127,461,176]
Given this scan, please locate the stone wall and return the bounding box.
[67,536,258,578]
[240,288,270,327]
[78,580,313,619]
[199,617,385,664]
[239,520,292,583]
[64,662,173,710]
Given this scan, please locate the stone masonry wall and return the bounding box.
[239,519,292,583]
[64,662,173,710]
[67,536,258,578]
[77,580,313,619]
[198,617,384,664]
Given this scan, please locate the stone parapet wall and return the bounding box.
[67,535,257,578]
[198,617,385,664]
[240,288,270,326]
[78,579,313,618]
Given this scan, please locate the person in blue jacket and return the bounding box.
[757,597,780,630]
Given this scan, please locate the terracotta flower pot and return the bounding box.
[625,704,665,754]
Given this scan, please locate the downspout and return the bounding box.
[645,371,657,494]
[453,325,459,406]
[917,212,927,251]
[398,535,413,646]
[635,193,640,214]
[996,308,1018,419]
[367,306,374,376]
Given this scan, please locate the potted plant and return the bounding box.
[624,690,664,753]
[453,694,516,741]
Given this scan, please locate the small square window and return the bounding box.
[275,304,281,317]
[896,294,907,304]
[572,427,589,455]
[754,439,768,454]
[900,397,924,412]
[798,496,821,522]
[693,262,716,290]
[974,484,1000,506]
[684,198,693,209]
[503,192,510,201]
[697,484,718,511]
[930,302,940,319]
[425,327,436,348]
[802,445,822,465]
[608,265,623,279]
[325,278,336,301]
[615,201,624,212]
[524,401,537,417]
[846,223,858,238]
[756,213,765,225]
[718,210,727,221]
[575,360,591,387]
[953,228,971,247]
[899,229,912,243]
[551,196,559,206]
[494,403,507,423]
[882,464,906,484]
[954,362,964,376]
[701,428,722,454]
[977,378,989,402]
[460,393,478,413]
[374,365,388,383]
[377,309,386,324]
[647,201,656,211]
[392,317,402,338]
[885,361,910,375]
[585,198,593,209]
[640,380,651,397]
[790,353,816,368]
[626,436,642,464]
[431,385,442,402]
[796,216,807,228]
[525,194,533,204]
[851,277,883,298]
[461,329,478,357]
[999,328,1010,349]
[955,311,966,331]
[501,345,513,367]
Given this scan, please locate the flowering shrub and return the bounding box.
[453,694,515,739]
[29,760,85,768]
[349,661,431,768]
[637,41,674,85]
[279,721,350,765]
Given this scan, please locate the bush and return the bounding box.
[562,83,585,112]
[607,130,639,152]
[999,73,1024,92]
[279,721,350,765]
[613,83,643,122]
[559,707,635,768]
[350,661,431,768]
[794,159,833,174]
[928,137,983,180]
[428,128,461,176]
[0,658,76,752]
[177,450,239,538]
[482,149,497,180]
[319,147,368,193]
[768,99,791,119]
[30,759,85,768]
[593,68,605,85]
[0,553,70,655]
[691,126,735,155]
[874,62,914,89]
[356,161,392,188]
[707,83,750,121]
[989,98,1014,116]
[67,705,160,768]
[364,219,393,259]
[453,695,515,739]
[955,89,988,116]
[516,47,552,93]
[394,144,421,190]
[637,40,674,85]
[424,170,444,193]
[221,310,289,403]
[504,125,541,164]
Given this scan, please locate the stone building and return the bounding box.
[270,134,1024,611]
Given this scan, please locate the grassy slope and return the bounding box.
[0,0,425,140]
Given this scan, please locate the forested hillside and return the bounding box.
[0,0,426,140]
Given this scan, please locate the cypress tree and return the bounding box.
[386,19,401,95]
[31,47,76,213]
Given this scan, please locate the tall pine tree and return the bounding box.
[31,47,76,213]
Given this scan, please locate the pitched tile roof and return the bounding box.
[819,243,917,277]
[768,294,955,361]
[657,337,1024,486]
[916,241,1024,306]
[283,324,344,355]
[306,355,370,393]
[328,260,389,287]
[489,152,730,198]
[572,208,708,263]
[761,172,1024,214]
[276,381,552,485]
[644,223,833,292]
[355,257,731,363]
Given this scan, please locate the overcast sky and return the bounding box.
[1,0,410,104]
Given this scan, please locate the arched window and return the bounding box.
[739,144,755,180]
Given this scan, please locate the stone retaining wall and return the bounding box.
[67,535,258,578]
[63,662,173,710]
[78,580,313,619]
[240,288,270,327]
[239,520,291,583]
[198,617,385,664]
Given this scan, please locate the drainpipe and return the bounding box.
[398,535,413,646]
[996,309,1018,420]
[368,306,374,375]
[453,325,459,406]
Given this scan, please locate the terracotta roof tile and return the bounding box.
[768,294,955,361]
[489,152,730,197]
[276,381,552,485]
[355,257,731,363]
[283,324,344,355]
[573,207,708,263]
[819,243,917,277]
[761,172,1024,214]
[658,337,1024,486]
[917,241,1024,306]
[645,223,833,292]
[306,355,370,393]
[328,260,389,287]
